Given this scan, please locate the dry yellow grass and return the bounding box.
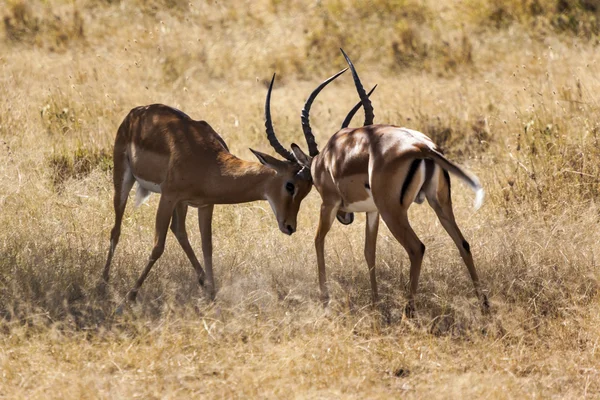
[1,0,599,398]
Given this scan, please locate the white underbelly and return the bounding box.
[135,176,162,193]
[343,196,377,213]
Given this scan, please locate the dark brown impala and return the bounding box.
[102,69,349,301]
[287,49,489,316]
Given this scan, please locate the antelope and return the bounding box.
[102,69,348,301]
[288,49,489,316]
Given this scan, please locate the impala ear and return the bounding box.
[249,148,286,170]
[290,143,312,167]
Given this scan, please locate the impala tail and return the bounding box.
[420,146,484,210]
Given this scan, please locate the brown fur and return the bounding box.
[310,124,487,315]
[103,104,312,301]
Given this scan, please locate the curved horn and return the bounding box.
[340,84,377,129]
[301,68,348,157]
[265,73,295,162]
[340,48,374,126]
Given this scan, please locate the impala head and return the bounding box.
[251,71,347,235]
[249,148,312,235]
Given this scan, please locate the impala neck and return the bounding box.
[217,155,277,204]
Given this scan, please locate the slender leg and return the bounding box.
[379,209,425,318]
[198,205,215,300]
[169,203,206,287]
[103,164,135,283]
[315,203,338,304]
[364,211,380,304]
[427,195,489,313]
[127,195,176,302]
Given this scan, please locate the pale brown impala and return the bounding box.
[288,49,489,316]
[102,69,349,301]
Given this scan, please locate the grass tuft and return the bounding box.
[3,0,85,51]
[47,146,112,191]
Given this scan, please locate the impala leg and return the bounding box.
[364,211,380,304]
[103,162,135,283]
[427,184,489,313]
[315,203,338,304]
[198,205,215,300]
[169,203,207,289]
[379,210,425,318]
[127,195,176,302]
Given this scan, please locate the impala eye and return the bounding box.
[285,182,295,194]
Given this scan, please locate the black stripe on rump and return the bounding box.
[400,159,422,205]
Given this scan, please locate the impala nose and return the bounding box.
[286,225,295,235]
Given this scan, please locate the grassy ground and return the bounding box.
[1,0,599,398]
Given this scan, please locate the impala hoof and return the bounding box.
[115,303,125,316]
[126,290,138,303]
[404,302,415,319]
[95,280,108,297]
[481,294,490,314]
[371,293,379,306]
[204,286,216,302]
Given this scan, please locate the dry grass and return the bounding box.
[1,0,600,398]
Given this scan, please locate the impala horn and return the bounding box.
[301,68,348,157]
[341,84,377,129]
[264,74,296,162]
[340,48,374,126]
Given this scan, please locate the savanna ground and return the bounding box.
[1,0,599,397]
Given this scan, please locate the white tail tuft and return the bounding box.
[134,183,151,208]
[473,187,485,210]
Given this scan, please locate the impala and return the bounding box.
[289,49,489,316]
[102,69,347,301]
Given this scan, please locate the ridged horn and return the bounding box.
[301,68,348,157]
[340,84,377,129]
[340,48,374,126]
[265,73,295,162]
